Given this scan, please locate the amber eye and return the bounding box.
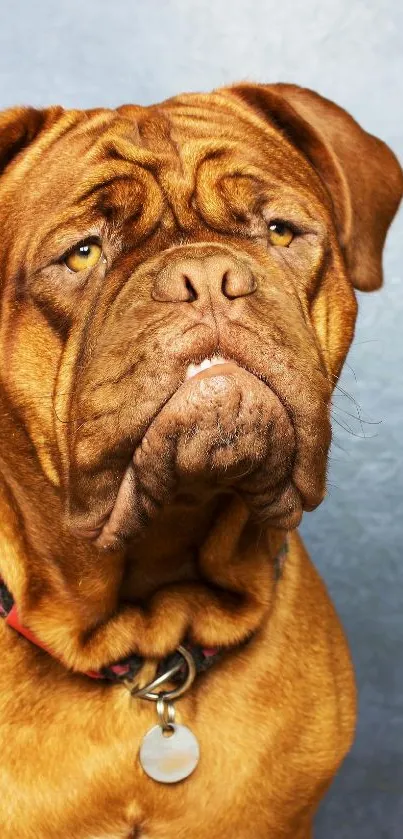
[268,221,294,247]
[64,240,102,272]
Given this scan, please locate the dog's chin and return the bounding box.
[70,359,301,550]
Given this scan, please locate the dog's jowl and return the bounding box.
[0,84,401,838]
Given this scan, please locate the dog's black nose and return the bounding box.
[152,254,257,304]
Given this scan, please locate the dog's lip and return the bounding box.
[185,356,239,381]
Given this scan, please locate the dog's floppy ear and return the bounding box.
[228,83,403,291]
[0,106,63,177]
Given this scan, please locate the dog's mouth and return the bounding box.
[70,353,304,550]
[184,355,237,380]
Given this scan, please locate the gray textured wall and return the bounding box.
[1,1,402,835]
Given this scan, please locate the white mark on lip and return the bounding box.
[185,356,228,380]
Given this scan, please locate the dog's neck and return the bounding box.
[0,404,286,667]
[121,489,234,599]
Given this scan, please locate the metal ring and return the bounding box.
[156,697,175,731]
[130,645,196,702]
[128,661,183,699]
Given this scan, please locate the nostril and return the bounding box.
[183,275,198,302]
[222,269,241,300]
[221,270,230,297]
[221,266,256,299]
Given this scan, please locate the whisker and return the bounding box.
[343,361,358,383]
[332,381,362,410]
[331,415,378,440]
[330,435,350,454]
[331,403,381,426]
[326,481,341,496]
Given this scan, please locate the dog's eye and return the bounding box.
[64,240,103,272]
[268,221,294,247]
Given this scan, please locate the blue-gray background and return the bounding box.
[1,1,401,835]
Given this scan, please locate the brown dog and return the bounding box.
[0,83,401,838]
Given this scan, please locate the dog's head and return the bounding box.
[0,84,401,550]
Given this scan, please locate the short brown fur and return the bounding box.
[0,83,401,838]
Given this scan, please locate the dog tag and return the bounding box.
[139,723,200,783]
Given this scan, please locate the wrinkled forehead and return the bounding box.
[2,92,328,253]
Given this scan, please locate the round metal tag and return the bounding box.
[139,723,200,784]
